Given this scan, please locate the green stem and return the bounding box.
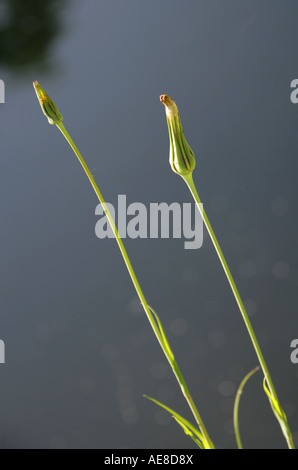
[183,172,294,449]
[233,366,260,449]
[56,122,214,449]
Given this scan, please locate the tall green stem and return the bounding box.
[183,173,294,449]
[56,122,214,449]
[233,366,260,449]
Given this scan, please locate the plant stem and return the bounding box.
[56,122,215,449]
[183,172,294,449]
[233,366,260,449]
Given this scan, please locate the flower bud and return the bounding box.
[160,94,196,176]
[33,81,63,125]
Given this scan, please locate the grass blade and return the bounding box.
[144,394,209,449]
[233,366,260,449]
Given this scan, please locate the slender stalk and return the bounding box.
[233,366,260,449]
[183,172,294,449]
[56,122,215,449]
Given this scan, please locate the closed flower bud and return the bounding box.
[33,81,63,125]
[160,94,196,176]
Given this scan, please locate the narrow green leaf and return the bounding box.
[263,378,285,420]
[144,394,207,449]
[233,366,260,449]
[262,378,293,443]
[148,306,175,363]
[173,416,204,449]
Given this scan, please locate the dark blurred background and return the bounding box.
[0,0,298,449]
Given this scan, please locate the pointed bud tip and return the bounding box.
[160,94,178,118]
[33,81,42,94]
[33,80,63,125]
[160,94,196,177]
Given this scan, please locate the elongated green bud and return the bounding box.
[160,94,196,176]
[33,81,63,125]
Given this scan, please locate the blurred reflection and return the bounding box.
[0,0,67,71]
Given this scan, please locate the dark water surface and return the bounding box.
[0,0,298,449]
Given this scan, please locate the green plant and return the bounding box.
[233,366,260,449]
[160,94,294,449]
[33,82,295,449]
[33,81,214,449]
